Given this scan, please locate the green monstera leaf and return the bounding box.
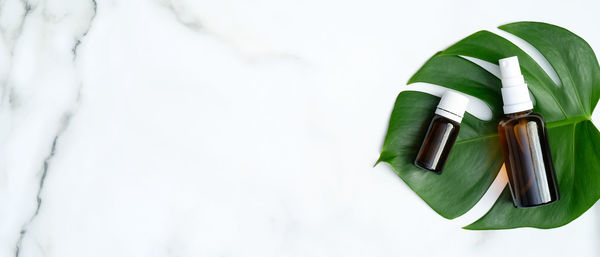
[378,22,600,229]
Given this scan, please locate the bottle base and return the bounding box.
[414,161,443,174]
[513,198,559,208]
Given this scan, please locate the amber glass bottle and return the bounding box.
[415,91,469,174]
[498,56,559,208]
[498,111,559,207]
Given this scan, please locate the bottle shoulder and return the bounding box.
[499,112,546,127]
[432,114,460,127]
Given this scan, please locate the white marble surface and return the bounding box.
[1,0,600,256]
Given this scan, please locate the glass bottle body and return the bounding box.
[498,110,559,208]
[415,114,460,174]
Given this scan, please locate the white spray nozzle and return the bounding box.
[499,56,525,88]
[498,56,533,114]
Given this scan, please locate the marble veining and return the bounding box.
[1,0,95,256]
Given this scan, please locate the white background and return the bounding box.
[1,0,600,256]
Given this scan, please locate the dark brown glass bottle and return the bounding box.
[498,111,559,207]
[414,91,469,174]
[415,115,460,173]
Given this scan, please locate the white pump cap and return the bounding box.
[499,56,533,114]
[435,91,469,123]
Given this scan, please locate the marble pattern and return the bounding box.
[1,0,600,256]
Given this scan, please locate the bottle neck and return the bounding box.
[500,85,533,114]
[505,109,533,118]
